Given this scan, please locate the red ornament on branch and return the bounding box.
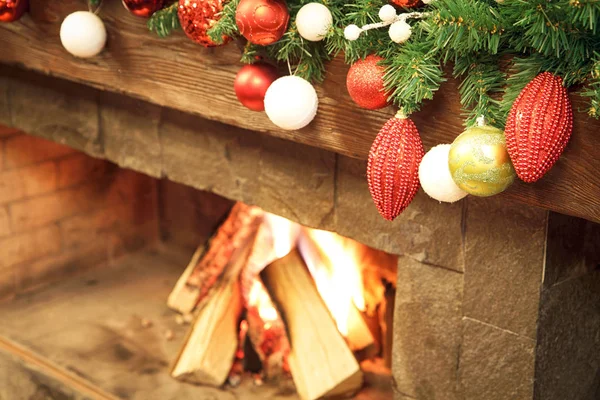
[367,111,424,221]
[346,55,389,110]
[505,72,573,183]
[178,0,230,47]
[0,0,27,22]
[234,63,280,111]
[122,0,165,18]
[236,0,289,46]
[390,0,420,8]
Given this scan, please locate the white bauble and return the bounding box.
[60,11,107,58]
[378,4,397,23]
[389,20,412,44]
[344,24,362,41]
[418,144,468,203]
[296,3,333,42]
[264,76,318,130]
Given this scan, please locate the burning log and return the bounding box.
[261,250,363,400]
[170,228,257,386]
[167,203,263,314]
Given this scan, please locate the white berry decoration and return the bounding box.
[264,76,318,130]
[344,24,362,41]
[389,20,412,44]
[60,11,107,58]
[296,3,333,42]
[379,5,397,23]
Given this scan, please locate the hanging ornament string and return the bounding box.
[344,9,429,42]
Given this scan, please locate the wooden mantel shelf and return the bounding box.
[1,0,600,223]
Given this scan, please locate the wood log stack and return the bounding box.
[166,203,396,400]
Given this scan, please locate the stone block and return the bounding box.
[460,317,535,400]
[392,256,463,400]
[335,156,464,270]
[0,161,57,205]
[0,267,15,301]
[0,76,10,126]
[3,134,74,169]
[463,196,547,339]
[7,74,101,156]
[0,225,61,269]
[57,153,110,189]
[100,93,162,178]
[0,207,10,238]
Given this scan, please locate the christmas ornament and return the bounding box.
[236,0,289,46]
[367,111,424,221]
[378,4,396,23]
[418,144,468,203]
[391,0,420,7]
[344,24,362,41]
[0,0,27,22]
[178,0,230,47]
[60,11,107,58]
[389,20,411,43]
[448,125,516,197]
[295,3,332,42]
[122,0,165,18]
[264,76,318,130]
[504,72,573,183]
[347,55,389,110]
[234,63,280,111]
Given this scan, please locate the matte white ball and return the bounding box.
[60,11,107,58]
[264,76,318,130]
[296,3,333,42]
[344,24,362,41]
[389,20,412,44]
[379,4,397,23]
[419,144,468,203]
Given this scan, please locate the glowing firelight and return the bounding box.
[248,280,278,326]
[264,212,300,259]
[298,229,366,336]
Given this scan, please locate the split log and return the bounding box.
[261,250,363,400]
[167,202,262,314]
[170,230,257,386]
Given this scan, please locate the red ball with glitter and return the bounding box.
[0,0,27,22]
[235,0,289,46]
[504,72,573,183]
[235,63,280,111]
[347,55,390,110]
[391,0,420,8]
[122,0,165,18]
[178,0,230,46]
[367,112,424,221]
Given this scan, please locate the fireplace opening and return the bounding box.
[169,203,398,400]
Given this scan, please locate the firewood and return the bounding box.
[167,203,262,314]
[170,230,257,386]
[261,250,363,400]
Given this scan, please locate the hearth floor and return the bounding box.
[0,249,391,400]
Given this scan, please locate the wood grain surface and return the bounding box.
[1,0,599,222]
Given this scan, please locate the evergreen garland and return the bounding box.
[149,0,600,126]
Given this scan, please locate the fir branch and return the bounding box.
[565,0,600,33]
[499,56,543,120]
[208,0,240,44]
[454,54,505,128]
[148,2,180,38]
[582,54,600,118]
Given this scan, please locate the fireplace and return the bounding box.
[0,78,599,400]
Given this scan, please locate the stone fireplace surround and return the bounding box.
[1,68,599,400]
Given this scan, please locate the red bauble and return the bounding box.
[505,72,573,183]
[0,0,27,22]
[122,0,165,18]
[347,55,389,110]
[178,0,230,47]
[367,113,424,221]
[391,0,420,8]
[235,0,289,46]
[235,63,280,111]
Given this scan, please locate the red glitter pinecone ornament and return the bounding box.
[178,0,230,47]
[122,0,165,18]
[0,0,28,22]
[347,55,389,110]
[505,72,573,183]
[367,111,424,221]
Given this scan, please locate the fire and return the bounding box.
[264,212,300,259]
[298,228,366,336]
[248,279,278,325]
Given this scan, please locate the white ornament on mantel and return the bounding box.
[418,144,468,203]
[264,76,318,130]
[378,4,397,23]
[60,11,107,58]
[389,19,412,43]
[296,3,333,42]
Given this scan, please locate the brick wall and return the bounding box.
[0,127,159,299]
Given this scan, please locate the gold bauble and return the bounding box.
[448,125,516,197]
